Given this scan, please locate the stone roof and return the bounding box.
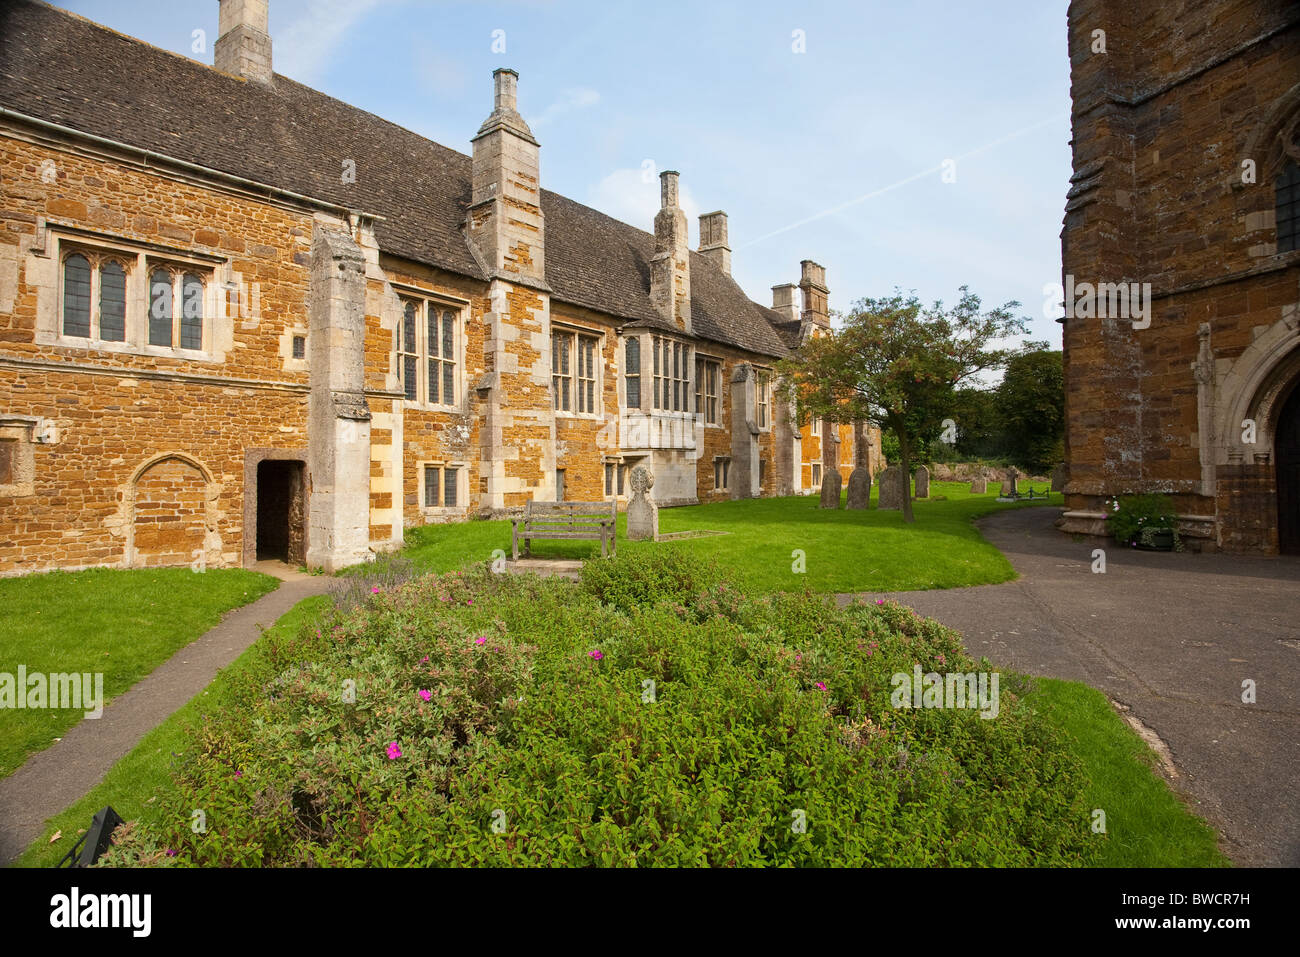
[0,0,792,359]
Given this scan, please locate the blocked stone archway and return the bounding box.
[126,453,219,569]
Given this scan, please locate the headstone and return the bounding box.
[1051,463,1067,493]
[970,478,988,494]
[845,467,872,509]
[626,466,658,541]
[1000,468,1018,498]
[913,465,929,499]
[819,468,843,508]
[877,466,905,510]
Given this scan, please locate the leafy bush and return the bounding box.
[1106,494,1180,549]
[580,547,722,614]
[102,558,1098,867]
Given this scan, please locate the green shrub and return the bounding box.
[579,547,722,614]
[1106,494,1179,549]
[102,564,1098,867]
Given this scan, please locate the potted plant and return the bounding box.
[1106,493,1181,551]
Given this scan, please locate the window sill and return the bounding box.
[555,411,603,421]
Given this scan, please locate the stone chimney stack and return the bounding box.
[214,0,273,84]
[468,69,545,284]
[698,211,731,275]
[771,283,799,322]
[651,171,691,334]
[799,260,830,330]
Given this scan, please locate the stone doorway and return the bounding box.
[255,460,306,564]
[1277,385,1300,554]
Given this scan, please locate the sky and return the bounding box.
[55,0,1072,350]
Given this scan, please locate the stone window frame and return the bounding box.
[392,289,466,412]
[551,322,604,418]
[755,368,772,431]
[603,455,628,500]
[49,230,223,361]
[418,459,467,514]
[694,353,722,427]
[1279,157,1299,254]
[810,461,823,489]
[713,455,731,492]
[623,336,641,410]
[145,261,210,352]
[810,414,821,438]
[59,247,130,343]
[651,334,692,414]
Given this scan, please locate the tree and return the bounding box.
[996,343,1064,474]
[779,288,1027,523]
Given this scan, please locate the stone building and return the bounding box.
[1058,0,1300,553]
[0,0,878,575]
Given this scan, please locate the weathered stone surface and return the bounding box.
[818,467,842,508]
[1051,463,1067,493]
[626,465,658,541]
[845,467,871,509]
[913,465,929,499]
[877,466,905,510]
[1000,468,1018,498]
[970,478,988,494]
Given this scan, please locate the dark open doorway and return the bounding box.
[1278,385,1300,554]
[256,460,306,564]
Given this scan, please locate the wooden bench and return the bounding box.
[511,500,617,560]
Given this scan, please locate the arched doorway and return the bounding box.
[1278,384,1300,554]
[131,455,209,567]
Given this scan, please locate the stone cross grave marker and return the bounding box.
[627,465,658,541]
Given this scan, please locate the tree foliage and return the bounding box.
[780,288,1027,522]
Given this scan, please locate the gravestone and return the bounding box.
[1000,467,1018,498]
[1051,463,1067,493]
[970,478,988,494]
[626,465,658,541]
[845,467,872,509]
[819,468,843,508]
[914,465,930,499]
[877,466,905,510]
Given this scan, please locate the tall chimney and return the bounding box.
[468,69,544,284]
[699,211,731,275]
[214,0,272,84]
[771,284,799,322]
[651,170,691,334]
[799,260,830,330]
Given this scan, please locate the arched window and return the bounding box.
[62,253,92,338]
[1278,158,1299,254]
[98,260,127,342]
[180,272,203,350]
[149,268,172,347]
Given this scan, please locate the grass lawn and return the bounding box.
[389,480,1063,594]
[14,589,1226,868]
[0,567,279,779]
[1029,678,1229,867]
[12,594,330,868]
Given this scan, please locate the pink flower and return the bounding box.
[875,599,885,605]
[815,682,827,691]
[475,636,487,646]
[467,599,474,606]
[233,770,242,779]
[165,849,177,857]
[371,586,380,594]
[795,654,802,661]
[386,741,402,760]
[418,689,432,702]
[588,649,604,660]
[421,656,429,663]
[936,654,946,666]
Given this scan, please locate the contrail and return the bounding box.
[738,112,1069,249]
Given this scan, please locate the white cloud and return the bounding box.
[526,87,600,130]
[275,0,385,85]
[586,165,702,238]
